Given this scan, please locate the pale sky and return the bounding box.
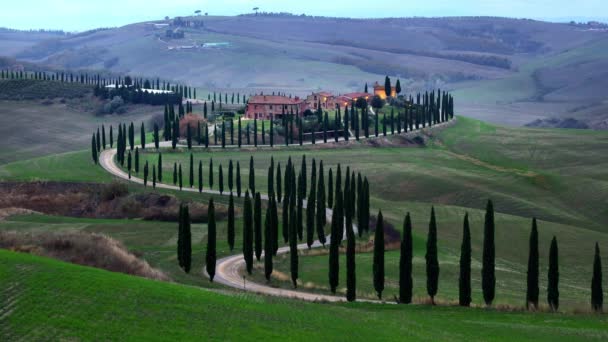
[1,0,606,31]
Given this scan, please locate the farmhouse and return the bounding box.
[305,91,334,110]
[245,95,306,120]
[373,81,396,99]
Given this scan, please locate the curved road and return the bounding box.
[99,119,454,302]
[100,143,350,302]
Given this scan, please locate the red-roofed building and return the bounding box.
[305,91,335,111]
[245,95,306,120]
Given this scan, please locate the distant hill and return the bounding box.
[0,15,606,127]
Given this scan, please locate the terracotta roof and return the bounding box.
[248,95,302,105]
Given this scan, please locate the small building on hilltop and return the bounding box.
[373,82,396,99]
[245,95,306,120]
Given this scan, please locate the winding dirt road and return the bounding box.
[99,119,454,302]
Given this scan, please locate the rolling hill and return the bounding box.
[1,15,607,127]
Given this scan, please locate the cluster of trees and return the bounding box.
[207,91,247,105]
[328,200,603,313]
[94,84,182,106]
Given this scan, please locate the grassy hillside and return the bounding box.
[0,99,162,164]
[2,249,607,341]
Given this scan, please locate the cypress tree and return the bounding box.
[329,198,340,294]
[267,157,274,196]
[219,164,224,194]
[110,126,114,148]
[127,151,132,179]
[426,207,439,305]
[591,242,603,313]
[526,218,539,309]
[249,156,255,195]
[152,166,156,188]
[238,118,242,147]
[228,194,235,251]
[271,194,279,255]
[96,128,101,152]
[209,158,213,189]
[205,125,209,148]
[459,213,472,307]
[400,213,413,304]
[346,208,356,302]
[198,161,203,192]
[158,153,163,182]
[173,162,177,185]
[373,210,385,300]
[178,164,183,190]
[254,192,262,261]
[189,154,194,188]
[206,199,217,281]
[135,148,139,173]
[154,123,159,149]
[102,125,106,149]
[91,135,98,164]
[289,204,299,288]
[316,161,327,245]
[482,199,496,306]
[282,180,290,243]
[228,160,234,193]
[276,163,282,202]
[270,116,274,147]
[328,168,333,209]
[264,205,273,281]
[547,236,559,311]
[236,162,242,197]
[243,191,254,274]
[197,121,202,145]
[221,120,226,148]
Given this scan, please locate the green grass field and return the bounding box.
[2,116,607,314]
[2,249,607,341]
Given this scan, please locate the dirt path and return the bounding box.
[99,118,455,302]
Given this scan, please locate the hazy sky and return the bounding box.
[1,0,606,31]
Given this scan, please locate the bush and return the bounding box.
[100,182,129,201]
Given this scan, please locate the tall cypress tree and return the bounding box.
[206,199,216,281]
[187,123,192,149]
[426,207,439,305]
[134,148,139,173]
[316,161,327,245]
[154,123,159,149]
[591,242,604,313]
[526,218,539,309]
[328,168,333,209]
[373,210,385,300]
[249,156,255,195]
[243,191,254,274]
[328,198,340,294]
[228,160,234,193]
[91,135,98,164]
[189,153,194,188]
[209,158,213,189]
[459,213,472,307]
[276,163,282,203]
[127,151,132,179]
[400,213,413,304]
[482,199,496,306]
[264,205,273,281]
[227,194,235,251]
[236,162,242,197]
[289,204,299,288]
[547,236,560,311]
[346,208,356,302]
[254,192,262,261]
[157,153,163,182]
[173,162,177,185]
[178,163,183,190]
